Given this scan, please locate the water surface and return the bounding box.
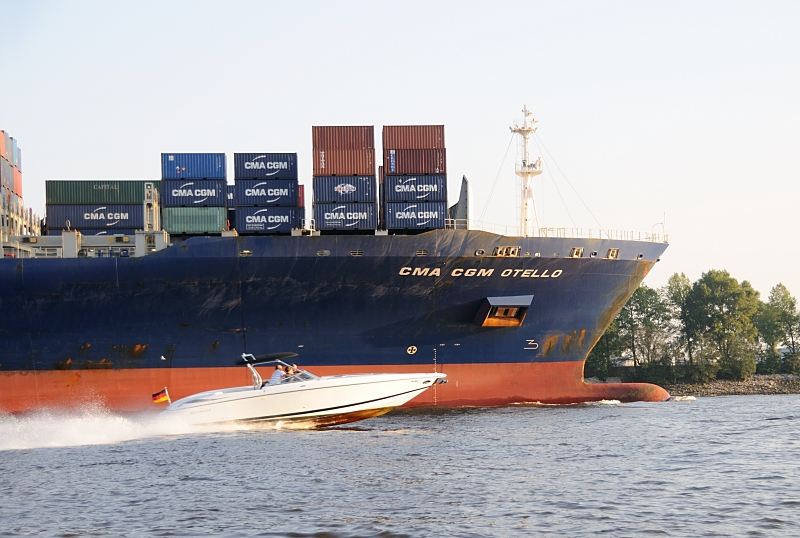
[2,395,798,536]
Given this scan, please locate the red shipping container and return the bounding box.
[312,126,374,150]
[313,149,375,176]
[382,125,445,149]
[383,148,447,175]
[298,184,305,207]
[12,167,22,197]
[0,132,6,160]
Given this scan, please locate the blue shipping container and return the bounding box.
[235,206,301,234]
[385,175,447,202]
[313,203,376,231]
[161,153,226,180]
[160,179,227,207]
[235,180,298,207]
[312,176,376,203]
[226,184,235,206]
[385,202,447,230]
[234,153,298,180]
[46,204,145,231]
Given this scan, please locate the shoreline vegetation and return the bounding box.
[585,271,800,389]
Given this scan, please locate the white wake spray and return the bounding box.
[0,403,255,451]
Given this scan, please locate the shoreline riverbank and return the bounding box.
[664,374,800,397]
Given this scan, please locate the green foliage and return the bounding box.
[683,270,760,380]
[601,271,800,385]
[784,353,800,375]
[617,286,674,367]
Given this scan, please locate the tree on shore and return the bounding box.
[684,270,759,380]
[665,273,693,364]
[586,271,799,383]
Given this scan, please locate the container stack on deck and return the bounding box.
[311,126,377,232]
[381,125,448,232]
[0,131,37,239]
[160,153,227,235]
[232,153,302,234]
[45,180,160,235]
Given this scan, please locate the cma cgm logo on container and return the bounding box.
[395,177,437,198]
[245,208,289,230]
[244,181,289,203]
[245,155,290,176]
[395,205,439,227]
[324,205,368,227]
[171,182,217,204]
[334,183,356,195]
[84,206,128,226]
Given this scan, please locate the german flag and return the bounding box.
[152,387,171,404]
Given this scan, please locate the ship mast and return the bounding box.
[510,106,543,237]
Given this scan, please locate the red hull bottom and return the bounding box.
[0,362,670,414]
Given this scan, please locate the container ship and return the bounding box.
[0,109,669,413]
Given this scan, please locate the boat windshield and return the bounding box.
[282,370,317,383]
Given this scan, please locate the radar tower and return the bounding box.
[510,106,543,237]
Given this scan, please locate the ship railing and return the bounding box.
[467,221,669,243]
[537,227,669,243]
[444,219,469,230]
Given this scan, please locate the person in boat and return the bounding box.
[267,364,286,385]
[284,364,301,381]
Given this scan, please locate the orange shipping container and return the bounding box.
[312,126,374,150]
[313,149,375,176]
[383,148,446,175]
[382,125,445,150]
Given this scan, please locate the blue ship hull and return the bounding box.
[0,229,668,411]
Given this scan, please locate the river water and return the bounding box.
[1,395,798,537]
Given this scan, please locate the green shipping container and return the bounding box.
[162,207,227,234]
[45,180,161,205]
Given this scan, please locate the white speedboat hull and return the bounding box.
[162,372,446,427]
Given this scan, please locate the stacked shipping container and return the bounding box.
[0,130,27,239]
[160,154,227,235]
[311,126,377,231]
[45,180,160,235]
[232,153,302,234]
[381,125,448,231]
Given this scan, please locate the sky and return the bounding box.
[2,0,799,299]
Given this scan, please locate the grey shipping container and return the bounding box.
[313,149,375,176]
[45,180,160,205]
[312,126,374,150]
[385,202,447,230]
[312,176,375,203]
[384,148,446,175]
[235,179,298,207]
[161,153,226,180]
[384,175,447,202]
[235,206,301,234]
[313,203,376,231]
[0,160,11,190]
[233,153,298,180]
[47,228,137,236]
[162,207,227,234]
[160,179,227,207]
[47,204,146,231]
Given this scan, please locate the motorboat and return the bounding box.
[159,353,447,428]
